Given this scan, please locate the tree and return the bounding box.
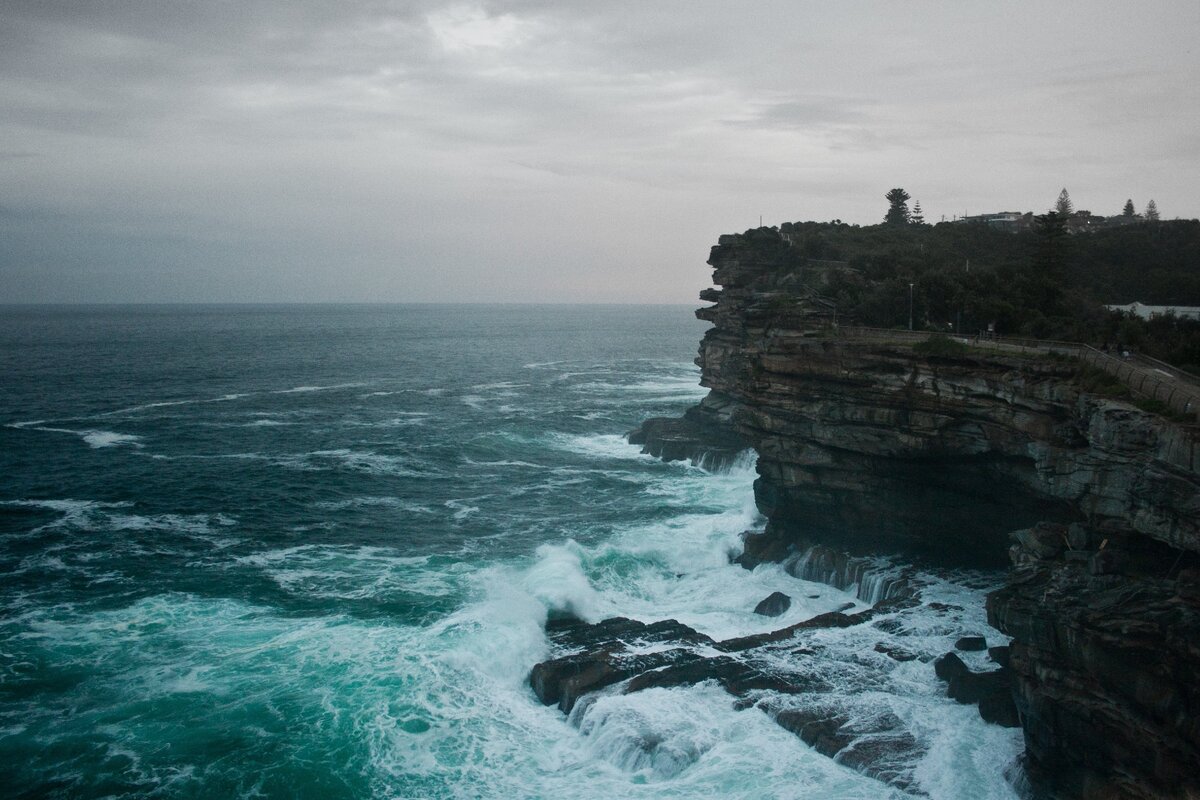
[1055,188,1073,216]
[1033,211,1068,276]
[911,201,925,225]
[1145,199,1160,221]
[1122,198,1136,217]
[884,188,911,225]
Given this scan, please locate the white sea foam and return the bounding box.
[550,433,660,462]
[444,498,482,522]
[81,430,143,449]
[274,383,367,394]
[13,425,144,449]
[470,381,529,391]
[288,449,439,478]
[236,545,453,600]
[313,497,437,514]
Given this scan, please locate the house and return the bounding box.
[1105,302,1200,321]
[954,212,1033,232]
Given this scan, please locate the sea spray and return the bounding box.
[0,305,1020,799]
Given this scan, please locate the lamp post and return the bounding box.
[908,283,914,331]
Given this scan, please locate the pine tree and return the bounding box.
[884,188,911,225]
[1122,198,1136,217]
[1055,188,1073,216]
[911,201,925,225]
[1145,199,1160,221]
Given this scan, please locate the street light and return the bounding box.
[908,283,914,331]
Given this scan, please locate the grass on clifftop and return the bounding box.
[912,334,972,357]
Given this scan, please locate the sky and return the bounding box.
[2,0,1198,303]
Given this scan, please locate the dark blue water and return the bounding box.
[0,305,1020,799]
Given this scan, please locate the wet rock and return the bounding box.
[925,602,963,613]
[544,615,714,653]
[773,705,924,790]
[736,529,791,568]
[1066,522,1095,551]
[753,591,791,617]
[774,708,853,757]
[531,602,928,790]
[989,562,1200,798]
[947,669,1006,705]
[934,652,969,682]
[1011,523,1068,561]
[1178,568,1200,603]
[978,687,1020,728]
[987,645,1010,668]
[1088,547,1126,576]
[874,643,917,662]
[626,412,747,467]
[954,635,987,651]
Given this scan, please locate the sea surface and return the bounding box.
[0,305,1021,799]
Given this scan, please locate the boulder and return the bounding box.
[753,591,792,617]
[947,669,1007,705]
[987,645,1010,668]
[978,687,1020,728]
[955,635,988,651]
[934,652,969,682]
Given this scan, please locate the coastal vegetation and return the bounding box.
[756,215,1200,371]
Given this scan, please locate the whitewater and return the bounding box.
[0,305,1021,798]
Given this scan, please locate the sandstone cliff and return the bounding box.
[633,229,1200,799]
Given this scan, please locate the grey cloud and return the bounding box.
[1,0,1198,302]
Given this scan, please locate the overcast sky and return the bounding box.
[2,1,1198,303]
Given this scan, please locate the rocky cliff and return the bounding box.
[632,229,1200,799]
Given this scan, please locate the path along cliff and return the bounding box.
[630,230,1200,799]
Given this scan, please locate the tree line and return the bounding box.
[756,207,1200,371]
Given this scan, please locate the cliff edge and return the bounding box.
[632,229,1200,799]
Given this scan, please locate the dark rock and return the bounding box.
[1088,547,1126,575]
[925,602,962,613]
[1011,522,1068,561]
[1178,568,1200,603]
[626,413,747,467]
[774,709,853,757]
[987,645,1010,668]
[624,655,809,697]
[934,652,969,682]
[978,687,1020,728]
[989,564,1200,798]
[871,617,905,634]
[947,669,1007,705]
[955,635,987,651]
[1066,522,1094,551]
[874,642,917,662]
[753,591,792,617]
[544,615,714,652]
[736,530,791,568]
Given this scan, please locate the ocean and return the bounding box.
[0,304,1021,799]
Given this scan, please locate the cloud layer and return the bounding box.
[2,1,1198,302]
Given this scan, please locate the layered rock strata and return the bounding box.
[628,229,1200,799]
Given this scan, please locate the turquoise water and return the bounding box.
[0,305,1021,799]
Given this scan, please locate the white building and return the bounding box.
[1105,302,1200,321]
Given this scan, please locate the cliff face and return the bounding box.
[636,231,1200,799]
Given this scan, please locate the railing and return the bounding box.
[827,326,1200,421]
